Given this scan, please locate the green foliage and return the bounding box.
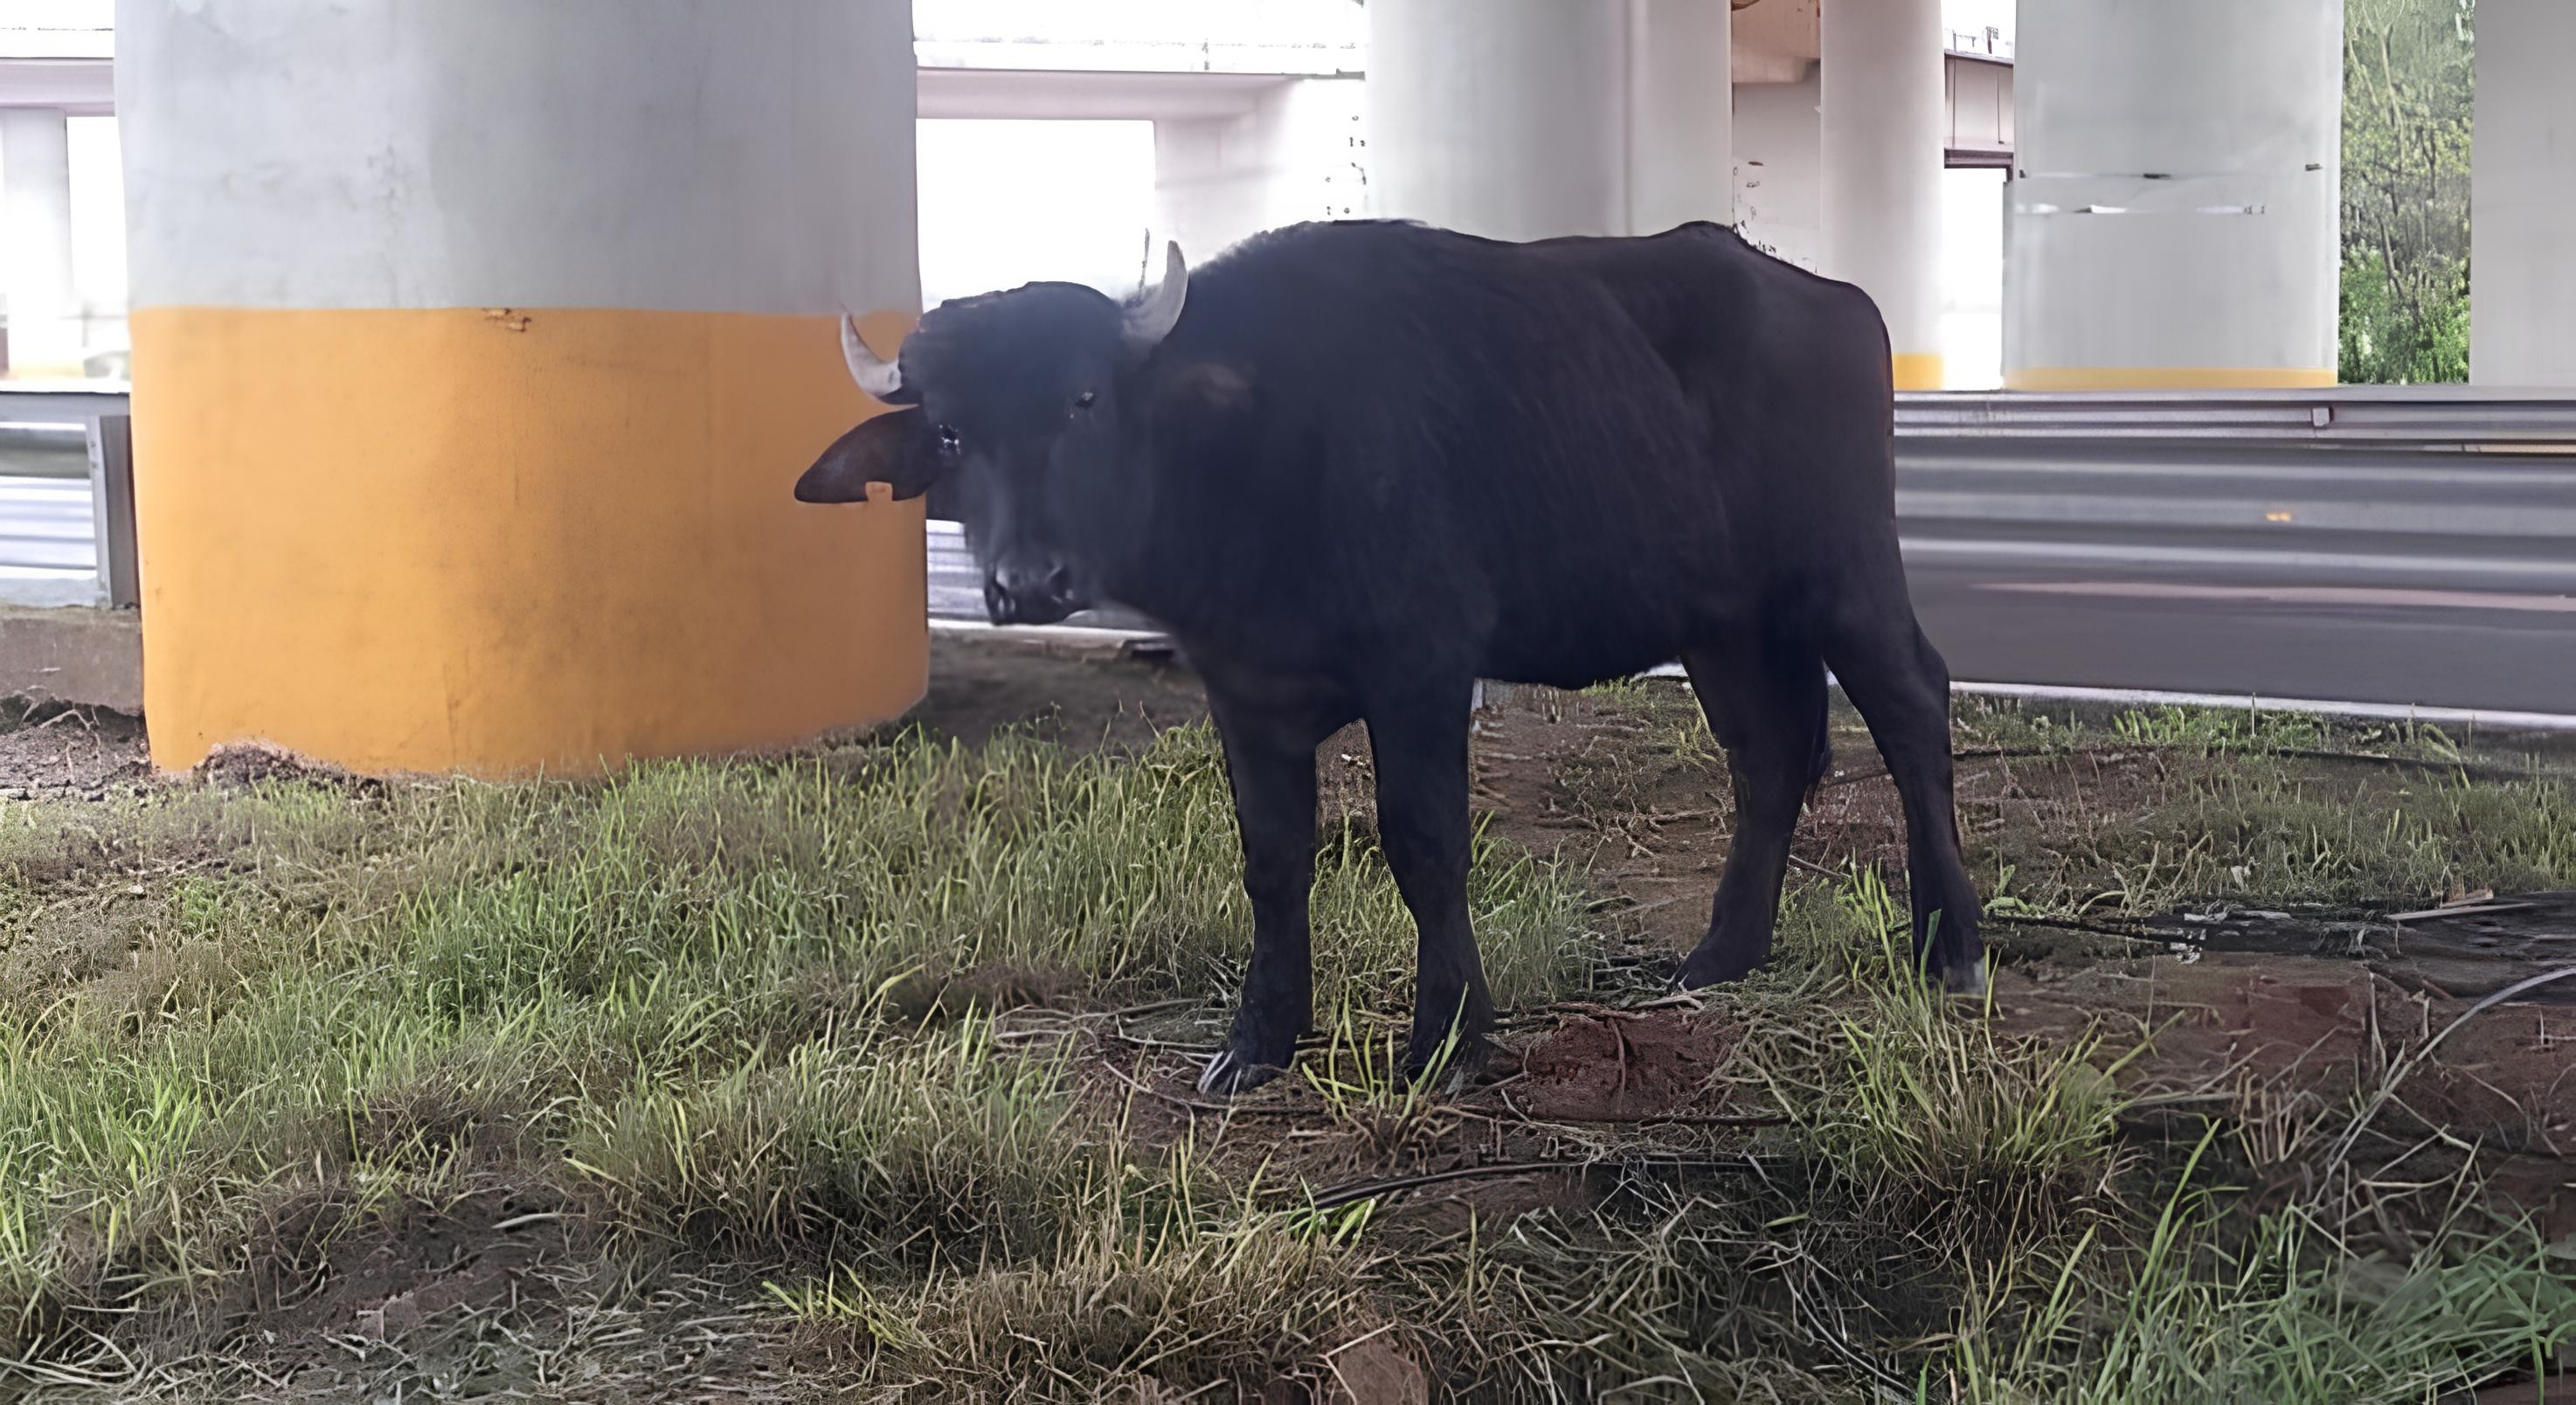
[2342,249,2471,384]
[2339,0,2476,384]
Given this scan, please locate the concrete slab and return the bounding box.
[0,603,140,713]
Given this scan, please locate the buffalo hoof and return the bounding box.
[1675,940,1769,989]
[1399,1028,1492,1092]
[1939,956,1991,1000]
[1197,1039,1295,1096]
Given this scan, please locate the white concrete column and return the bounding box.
[1733,71,1823,271]
[1153,77,1366,260]
[1627,0,1735,237]
[1366,0,1730,241]
[1821,0,1946,390]
[2471,0,2576,387]
[1,107,81,379]
[2005,0,2344,391]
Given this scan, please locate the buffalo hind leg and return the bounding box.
[1677,635,1828,987]
[1825,606,1986,992]
[1365,677,1497,1083]
[1201,686,1349,1094]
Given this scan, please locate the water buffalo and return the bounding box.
[796,219,1983,1093]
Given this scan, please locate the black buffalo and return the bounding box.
[797,219,1983,1093]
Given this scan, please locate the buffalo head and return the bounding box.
[793,244,1190,626]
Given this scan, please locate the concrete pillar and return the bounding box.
[2005,0,2344,391]
[1,107,80,379]
[1821,0,1946,390]
[1153,77,1366,261]
[1733,71,1823,272]
[1366,0,1730,241]
[2472,0,2576,387]
[117,1,924,776]
[1626,0,1736,238]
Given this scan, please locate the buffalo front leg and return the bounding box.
[1201,687,1342,1095]
[1365,678,1496,1083]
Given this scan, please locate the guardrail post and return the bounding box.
[86,412,140,610]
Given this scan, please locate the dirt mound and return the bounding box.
[1508,1007,1739,1123]
[192,742,385,793]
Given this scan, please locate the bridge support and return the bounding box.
[2472,0,2576,387]
[1,107,80,379]
[1365,0,1732,240]
[1821,0,1948,391]
[117,0,925,777]
[2004,0,2344,391]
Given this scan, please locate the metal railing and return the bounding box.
[10,383,2575,626]
[1899,386,2576,445]
[0,382,135,610]
[1894,388,2576,596]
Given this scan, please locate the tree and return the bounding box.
[2339,0,2475,384]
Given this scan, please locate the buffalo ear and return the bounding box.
[794,407,944,503]
[1151,361,1255,456]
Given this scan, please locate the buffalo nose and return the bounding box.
[984,564,1078,626]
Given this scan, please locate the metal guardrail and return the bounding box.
[0,382,135,611]
[1894,389,2576,596]
[1899,386,2576,445]
[9,384,2575,627]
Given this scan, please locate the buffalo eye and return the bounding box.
[1070,390,1098,419]
[935,424,962,460]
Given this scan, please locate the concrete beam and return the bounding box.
[5,41,2012,169]
[0,58,111,112]
[918,67,1296,121]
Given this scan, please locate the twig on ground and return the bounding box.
[1499,1105,1789,1130]
[1984,911,2155,942]
[1303,1155,1765,1212]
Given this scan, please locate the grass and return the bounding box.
[1945,1135,2576,1403]
[565,1015,1091,1263]
[834,1177,1396,1401]
[1977,763,2576,918]
[0,722,1599,1376]
[2,671,2573,1399]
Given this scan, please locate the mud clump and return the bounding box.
[1511,1008,1736,1122]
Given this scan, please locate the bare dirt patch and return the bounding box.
[908,632,1208,751]
[0,703,148,800]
